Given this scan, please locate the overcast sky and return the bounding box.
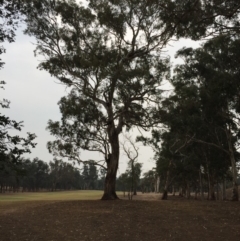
[1,21,200,175]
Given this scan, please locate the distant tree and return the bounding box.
[141,170,156,193]
[21,158,49,191]
[117,172,129,197]
[121,134,142,196]
[0,153,21,192]
[81,163,90,190]
[88,162,98,189]
[173,35,240,201]
[49,159,63,191]
[141,35,240,201]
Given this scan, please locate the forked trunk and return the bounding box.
[101,129,119,200]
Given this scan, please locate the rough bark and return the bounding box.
[101,158,119,200]
[101,128,119,200]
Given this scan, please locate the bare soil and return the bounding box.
[0,194,239,241]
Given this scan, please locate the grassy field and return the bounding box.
[0,191,239,241]
[0,190,104,202]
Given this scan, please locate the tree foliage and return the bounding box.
[23,0,240,200]
[0,0,36,167]
[140,35,240,200]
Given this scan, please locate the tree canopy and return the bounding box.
[140,35,240,200]
[21,0,240,200]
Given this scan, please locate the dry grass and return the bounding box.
[0,190,103,202]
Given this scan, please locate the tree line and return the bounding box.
[139,35,240,201]
[1,0,240,200]
[0,156,106,193]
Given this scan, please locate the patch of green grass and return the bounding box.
[0,190,103,202]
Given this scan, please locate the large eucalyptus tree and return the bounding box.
[23,0,182,200]
[23,0,240,200]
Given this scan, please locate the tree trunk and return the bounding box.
[133,187,137,195]
[206,162,215,200]
[225,127,239,201]
[194,190,198,200]
[179,187,183,197]
[186,182,191,199]
[222,179,226,201]
[216,181,219,200]
[208,178,215,200]
[199,168,204,200]
[172,185,175,196]
[155,176,160,193]
[161,161,172,200]
[101,129,119,200]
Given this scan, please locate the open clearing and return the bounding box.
[0,191,239,241]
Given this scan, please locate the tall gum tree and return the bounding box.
[23,0,240,200]
[172,35,240,201]
[23,0,190,200]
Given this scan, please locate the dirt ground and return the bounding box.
[0,194,240,241]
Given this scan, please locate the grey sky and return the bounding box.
[1,21,200,175]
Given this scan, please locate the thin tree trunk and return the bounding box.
[186,182,191,199]
[225,127,239,201]
[161,160,172,200]
[194,190,198,199]
[156,176,160,193]
[133,187,137,195]
[216,181,219,200]
[172,185,175,196]
[209,177,216,200]
[206,162,215,200]
[179,187,183,197]
[199,168,204,200]
[222,178,226,200]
